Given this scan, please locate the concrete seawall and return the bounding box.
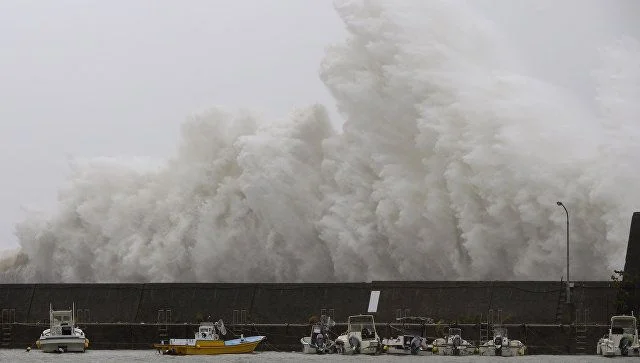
[0,281,618,324]
[0,281,620,354]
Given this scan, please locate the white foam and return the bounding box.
[2,0,638,282]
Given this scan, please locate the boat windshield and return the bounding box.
[348,316,375,334]
[52,313,72,326]
[612,318,636,334]
[494,327,508,337]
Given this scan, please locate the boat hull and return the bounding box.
[301,336,335,354]
[385,346,432,356]
[36,336,88,353]
[432,345,474,356]
[154,335,264,355]
[597,339,640,357]
[478,346,524,356]
[336,334,380,355]
[382,336,432,356]
[301,338,318,354]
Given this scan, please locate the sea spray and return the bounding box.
[2,0,638,282]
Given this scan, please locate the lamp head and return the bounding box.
[556,201,563,206]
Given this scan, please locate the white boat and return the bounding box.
[432,327,474,356]
[300,315,336,354]
[597,314,640,357]
[383,334,432,355]
[382,317,433,355]
[478,326,525,356]
[335,314,381,355]
[36,303,89,353]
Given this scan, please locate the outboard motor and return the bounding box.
[494,336,503,355]
[452,336,461,356]
[410,336,422,355]
[349,336,361,354]
[312,315,334,353]
[620,336,632,356]
[310,325,325,351]
[316,333,326,353]
[403,335,413,348]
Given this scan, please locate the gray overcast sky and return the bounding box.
[0,0,638,251]
[0,0,345,251]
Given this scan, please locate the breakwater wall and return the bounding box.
[0,281,618,324]
[0,281,620,354]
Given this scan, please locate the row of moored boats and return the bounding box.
[31,303,640,357]
[300,313,640,357]
[34,303,265,355]
[301,314,525,356]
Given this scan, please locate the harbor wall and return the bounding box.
[0,280,619,354]
[0,281,617,325]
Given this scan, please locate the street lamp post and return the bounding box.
[556,201,570,304]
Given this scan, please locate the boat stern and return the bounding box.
[301,336,317,354]
[360,339,380,354]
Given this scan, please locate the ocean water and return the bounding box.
[0,350,635,363]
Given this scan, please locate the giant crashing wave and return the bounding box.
[1,0,639,283]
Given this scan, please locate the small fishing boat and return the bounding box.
[154,319,265,355]
[382,316,433,355]
[36,303,89,353]
[300,315,336,354]
[597,314,640,357]
[478,326,525,356]
[335,314,381,355]
[383,334,432,355]
[432,327,474,356]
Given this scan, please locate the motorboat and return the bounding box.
[432,327,474,356]
[35,303,89,353]
[382,316,433,355]
[478,326,525,356]
[597,314,640,357]
[301,315,336,354]
[335,314,381,355]
[383,334,432,355]
[154,319,265,355]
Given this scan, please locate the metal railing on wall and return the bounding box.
[320,308,335,320]
[157,308,171,342]
[1,308,15,347]
[0,309,15,324]
[233,309,247,324]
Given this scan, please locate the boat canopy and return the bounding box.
[611,316,637,335]
[347,315,375,333]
